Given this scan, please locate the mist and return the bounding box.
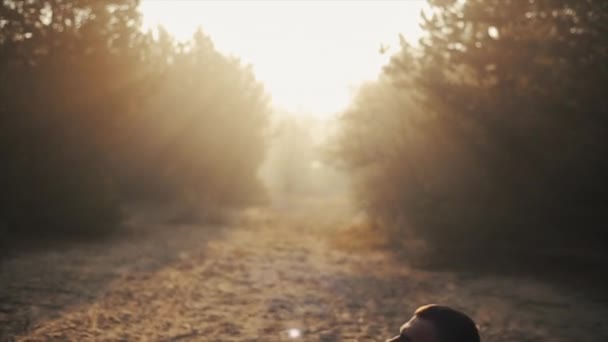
[2,1,608,341]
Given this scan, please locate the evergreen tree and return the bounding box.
[336,0,608,264]
[1,0,148,239]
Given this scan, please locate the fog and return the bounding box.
[2,1,608,340]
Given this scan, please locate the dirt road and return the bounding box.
[2,208,607,341]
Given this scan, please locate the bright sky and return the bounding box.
[140,0,427,118]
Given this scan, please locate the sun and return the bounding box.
[140,0,427,119]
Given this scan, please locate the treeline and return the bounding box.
[1,0,269,243]
[335,0,608,268]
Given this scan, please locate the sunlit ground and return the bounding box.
[7,202,608,340]
[140,0,427,119]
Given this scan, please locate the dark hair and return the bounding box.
[415,304,480,342]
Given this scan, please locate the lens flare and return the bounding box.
[288,328,301,338]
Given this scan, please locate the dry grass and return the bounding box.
[2,203,607,341]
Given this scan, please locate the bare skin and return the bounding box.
[386,316,438,342]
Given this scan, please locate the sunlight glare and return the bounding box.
[140,1,427,118]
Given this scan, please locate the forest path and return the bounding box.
[2,205,608,341]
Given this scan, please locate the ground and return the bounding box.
[1,203,607,341]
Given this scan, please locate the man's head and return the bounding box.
[386,304,480,342]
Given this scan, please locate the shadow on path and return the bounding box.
[0,211,228,339]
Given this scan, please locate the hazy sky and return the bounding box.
[140,1,427,118]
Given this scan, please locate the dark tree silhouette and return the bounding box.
[335,0,608,268]
[1,0,147,240]
[1,1,271,248]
